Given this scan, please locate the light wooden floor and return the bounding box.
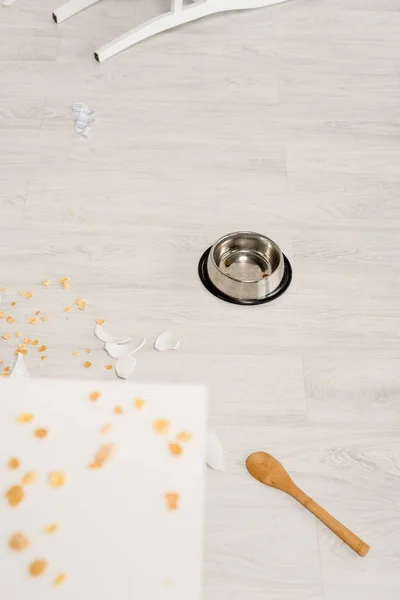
[1,0,400,598]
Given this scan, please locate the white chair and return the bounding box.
[53,0,290,62]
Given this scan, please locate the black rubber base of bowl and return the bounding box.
[198,247,292,306]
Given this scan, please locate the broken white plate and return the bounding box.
[154,331,179,352]
[72,102,96,138]
[1,0,17,6]
[206,430,225,471]
[94,324,132,344]
[10,353,31,379]
[115,355,137,380]
[105,337,146,359]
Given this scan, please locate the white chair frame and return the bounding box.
[53,0,291,62]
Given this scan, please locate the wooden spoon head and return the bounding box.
[246,451,296,494]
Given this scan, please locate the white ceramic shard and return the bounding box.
[206,430,225,471]
[1,0,17,6]
[94,324,131,344]
[10,353,31,379]
[72,102,96,138]
[115,355,137,379]
[154,330,179,352]
[105,337,146,359]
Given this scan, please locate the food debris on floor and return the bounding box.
[45,523,58,534]
[168,442,183,456]
[5,484,25,507]
[101,423,112,434]
[42,279,51,287]
[114,405,123,415]
[89,391,100,401]
[28,316,38,325]
[2,332,11,340]
[48,472,66,488]
[76,298,87,310]
[164,492,179,511]
[104,364,113,370]
[54,573,67,586]
[64,306,72,313]
[60,277,70,290]
[89,443,116,469]
[177,431,193,443]
[17,413,34,423]
[8,457,20,469]
[29,559,48,577]
[153,419,170,434]
[84,361,92,368]
[22,471,37,485]
[34,428,48,439]
[134,397,146,410]
[9,532,30,552]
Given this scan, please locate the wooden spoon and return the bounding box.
[246,451,370,557]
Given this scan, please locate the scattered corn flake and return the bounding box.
[54,573,67,586]
[0,311,5,318]
[89,391,100,402]
[1,286,8,292]
[75,298,87,311]
[22,471,37,485]
[11,301,17,307]
[60,277,70,290]
[34,428,48,439]
[89,443,116,470]
[96,319,105,325]
[104,364,113,370]
[24,337,33,344]
[64,306,72,313]
[168,442,183,456]
[38,345,47,352]
[28,317,38,325]
[2,333,11,340]
[9,532,30,552]
[19,291,26,296]
[45,524,58,534]
[165,492,179,511]
[35,310,40,316]
[32,340,38,346]
[114,406,123,415]
[42,280,51,287]
[5,485,25,507]
[48,472,66,488]
[177,431,193,443]
[41,315,50,322]
[72,350,79,356]
[84,361,92,369]
[29,559,48,577]
[153,419,170,435]
[8,457,20,469]
[26,292,34,299]
[0,360,3,365]
[16,331,22,338]
[134,397,146,411]
[4,366,11,373]
[86,349,91,353]
[100,423,112,434]
[15,347,28,355]
[2,372,10,378]
[18,413,34,423]
[7,315,15,323]
[41,356,48,361]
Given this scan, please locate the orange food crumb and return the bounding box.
[16,331,23,338]
[5,485,25,507]
[48,472,66,488]
[60,277,70,290]
[34,428,48,439]
[104,364,113,370]
[24,337,33,344]
[153,419,170,434]
[29,559,47,577]
[41,315,50,322]
[84,361,92,368]
[168,442,183,456]
[89,391,100,402]
[86,349,91,353]
[19,291,26,296]
[42,280,51,287]
[134,397,146,411]
[96,319,105,325]
[64,306,72,313]
[22,471,37,485]
[28,316,38,325]
[9,532,30,552]
[11,301,17,307]
[45,524,58,534]
[54,573,67,586]
[4,366,11,372]
[100,423,112,434]
[89,444,116,470]
[41,356,48,361]
[26,292,34,299]
[7,315,15,323]
[38,345,47,352]
[0,311,5,318]
[8,457,20,469]
[72,350,79,356]
[177,432,193,443]
[18,412,34,423]
[114,406,123,415]
[165,492,180,511]
[35,310,40,316]
[75,298,87,311]
[2,333,11,340]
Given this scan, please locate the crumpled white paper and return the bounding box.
[72,103,96,138]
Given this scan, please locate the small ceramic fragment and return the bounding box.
[154,331,179,352]
[206,430,225,471]
[115,355,137,379]
[94,324,131,344]
[10,353,31,379]
[105,337,146,358]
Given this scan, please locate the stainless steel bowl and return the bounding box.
[206,232,285,302]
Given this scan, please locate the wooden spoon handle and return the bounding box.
[294,490,370,557]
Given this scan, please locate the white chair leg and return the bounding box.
[52,0,102,24]
[94,0,291,62]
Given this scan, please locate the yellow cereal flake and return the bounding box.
[35,310,41,316]
[64,306,72,313]
[0,311,5,318]
[48,472,66,488]
[1,286,8,292]
[11,301,17,307]
[84,361,92,369]
[89,444,116,470]
[28,316,38,325]
[86,349,91,353]
[16,331,23,338]
[15,347,28,356]
[9,532,31,552]
[26,292,34,299]
[2,333,11,340]
[60,277,70,290]
[89,391,100,402]
[7,315,15,323]
[19,291,26,296]
[96,319,105,325]
[4,366,11,372]
[32,340,38,346]
[54,573,67,586]
[165,492,179,511]
[0,360,3,365]
[72,350,79,356]
[38,345,47,352]
[5,485,25,507]
[8,457,20,470]
[134,397,146,411]
[42,280,51,287]
[22,471,37,485]
[153,419,170,435]
[41,356,48,361]
[104,364,113,370]
[18,413,34,423]
[75,298,87,311]
[24,337,33,344]
[100,423,112,434]
[45,523,58,534]
[177,431,193,443]
[41,315,50,322]
[29,559,48,577]
[114,405,123,415]
[168,442,183,457]
[34,428,48,439]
